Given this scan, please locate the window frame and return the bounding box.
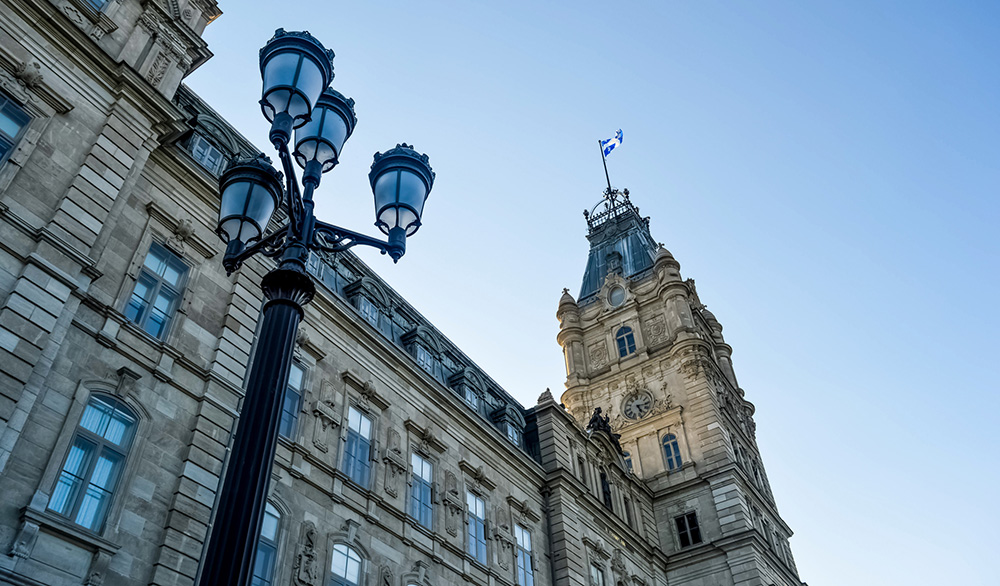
[278,362,306,440]
[675,511,703,548]
[251,502,282,586]
[188,133,227,176]
[329,543,363,586]
[514,524,534,586]
[357,295,380,328]
[466,491,487,565]
[662,433,682,471]
[45,394,139,534]
[0,91,31,168]
[615,326,636,358]
[409,452,434,530]
[590,563,605,586]
[124,242,189,341]
[343,406,374,489]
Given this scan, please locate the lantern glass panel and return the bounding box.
[396,169,428,216]
[245,183,277,234]
[261,53,325,121]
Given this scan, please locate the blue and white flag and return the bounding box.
[601,129,623,157]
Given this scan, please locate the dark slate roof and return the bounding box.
[579,189,658,302]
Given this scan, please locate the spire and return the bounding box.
[578,187,659,302]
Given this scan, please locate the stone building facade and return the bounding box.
[0,2,805,586]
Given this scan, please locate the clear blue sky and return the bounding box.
[187,2,1000,584]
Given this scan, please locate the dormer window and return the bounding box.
[190,134,226,175]
[506,424,521,447]
[415,345,434,373]
[464,387,479,411]
[358,296,380,327]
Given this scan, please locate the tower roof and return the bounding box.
[579,188,659,302]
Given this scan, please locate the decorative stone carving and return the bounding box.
[442,470,462,536]
[493,505,513,570]
[586,407,623,453]
[459,459,497,492]
[311,379,340,453]
[611,549,628,581]
[294,522,321,586]
[343,370,390,411]
[647,315,667,344]
[14,61,43,89]
[84,551,112,586]
[382,427,406,497]
[678,344,719,383]
[113,366,141,398]
[62,4,85,25]
[146,51,171,86]
[8,518,39,558]
[589,341,609,369]
[537,387,555,404]
[404,419,446,454]
[379,565,393,586]
[506,495,540,524]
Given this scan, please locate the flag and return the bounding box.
[601,129,623,157]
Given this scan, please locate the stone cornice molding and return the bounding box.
[403,419,446,454]
[341,370,390,411]
[0,47,74,114]
[458,459,496,491]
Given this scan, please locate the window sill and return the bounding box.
[20,505,121,557]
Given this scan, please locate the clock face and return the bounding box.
[622,392,653,420]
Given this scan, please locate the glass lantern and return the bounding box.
[259,29,335,128]
[369,144,435,237]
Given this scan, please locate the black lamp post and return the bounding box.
[198,29,434,586]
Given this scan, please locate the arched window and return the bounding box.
[252,503,281,586]
[330,543,363,586]
[662,434,682,471]
[615,327,636,357]
[48,395,137,531]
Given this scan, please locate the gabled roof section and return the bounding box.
[579,188,658,302]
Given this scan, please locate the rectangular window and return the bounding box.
[515,524,534,586]
[190,134,226,175]
[415,345,434,373]
[343,407,373,488]
[409,453,433,529]
[0,92,30,167]
[506,424,521,447]
[279,363,304,440]
[590,564,605,586]
[624,497,634,527]
[305,254,323,278]
[463,386,478,411]
[466,492,487,564]
[675,511,703,548]
[358,296,380,327]
[125,243,187,340]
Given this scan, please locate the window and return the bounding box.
[599,471,613,511]
[251,503,280,586]
[330,543,362,586]
[48,395,137,532]
[506,424,521,447]
[675,511,702,548]
[466,492,487,564]
[83,0,108,11]
[279,363,305,440]
[344,407,372,487]
[415,345,434,373]
[577,456,587,484]
[463,386,479,411]
[615,326,636,357]
[590,563,605,586]
[306,254,323,278]
[514,524,534,586]
[662,433,682,471]
[190,134,226,175]
[125,243,188,339]
[623,452,633,473]
[358,296,380,327]
[409,453,433,529]
[0,92,29,167]
[624,497,634,527]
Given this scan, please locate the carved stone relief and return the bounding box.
[382,427,406,498]
[442,471,462,536]
[311,379,340,453]
[493,504,512,570]
[647,314,668,345]
[589,341,609,369]
[294,522,321,586]
[379,565,393,586]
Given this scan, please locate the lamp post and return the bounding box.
[198,29,434,586]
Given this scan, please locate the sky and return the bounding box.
[185,2,1000,584]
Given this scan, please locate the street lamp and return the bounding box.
[198,29,435,586]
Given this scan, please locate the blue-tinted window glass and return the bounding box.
[663,434,682,470]
[344,407,372,487]
[615,326,636,357]
[409,453,433,529]
[279,363,304,439]
[126,244,187,340]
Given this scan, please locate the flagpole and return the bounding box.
[598,139,612,194]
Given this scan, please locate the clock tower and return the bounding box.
[556,187,803,585]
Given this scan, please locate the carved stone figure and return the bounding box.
[294,523,320,586]
[382,427,406,497]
